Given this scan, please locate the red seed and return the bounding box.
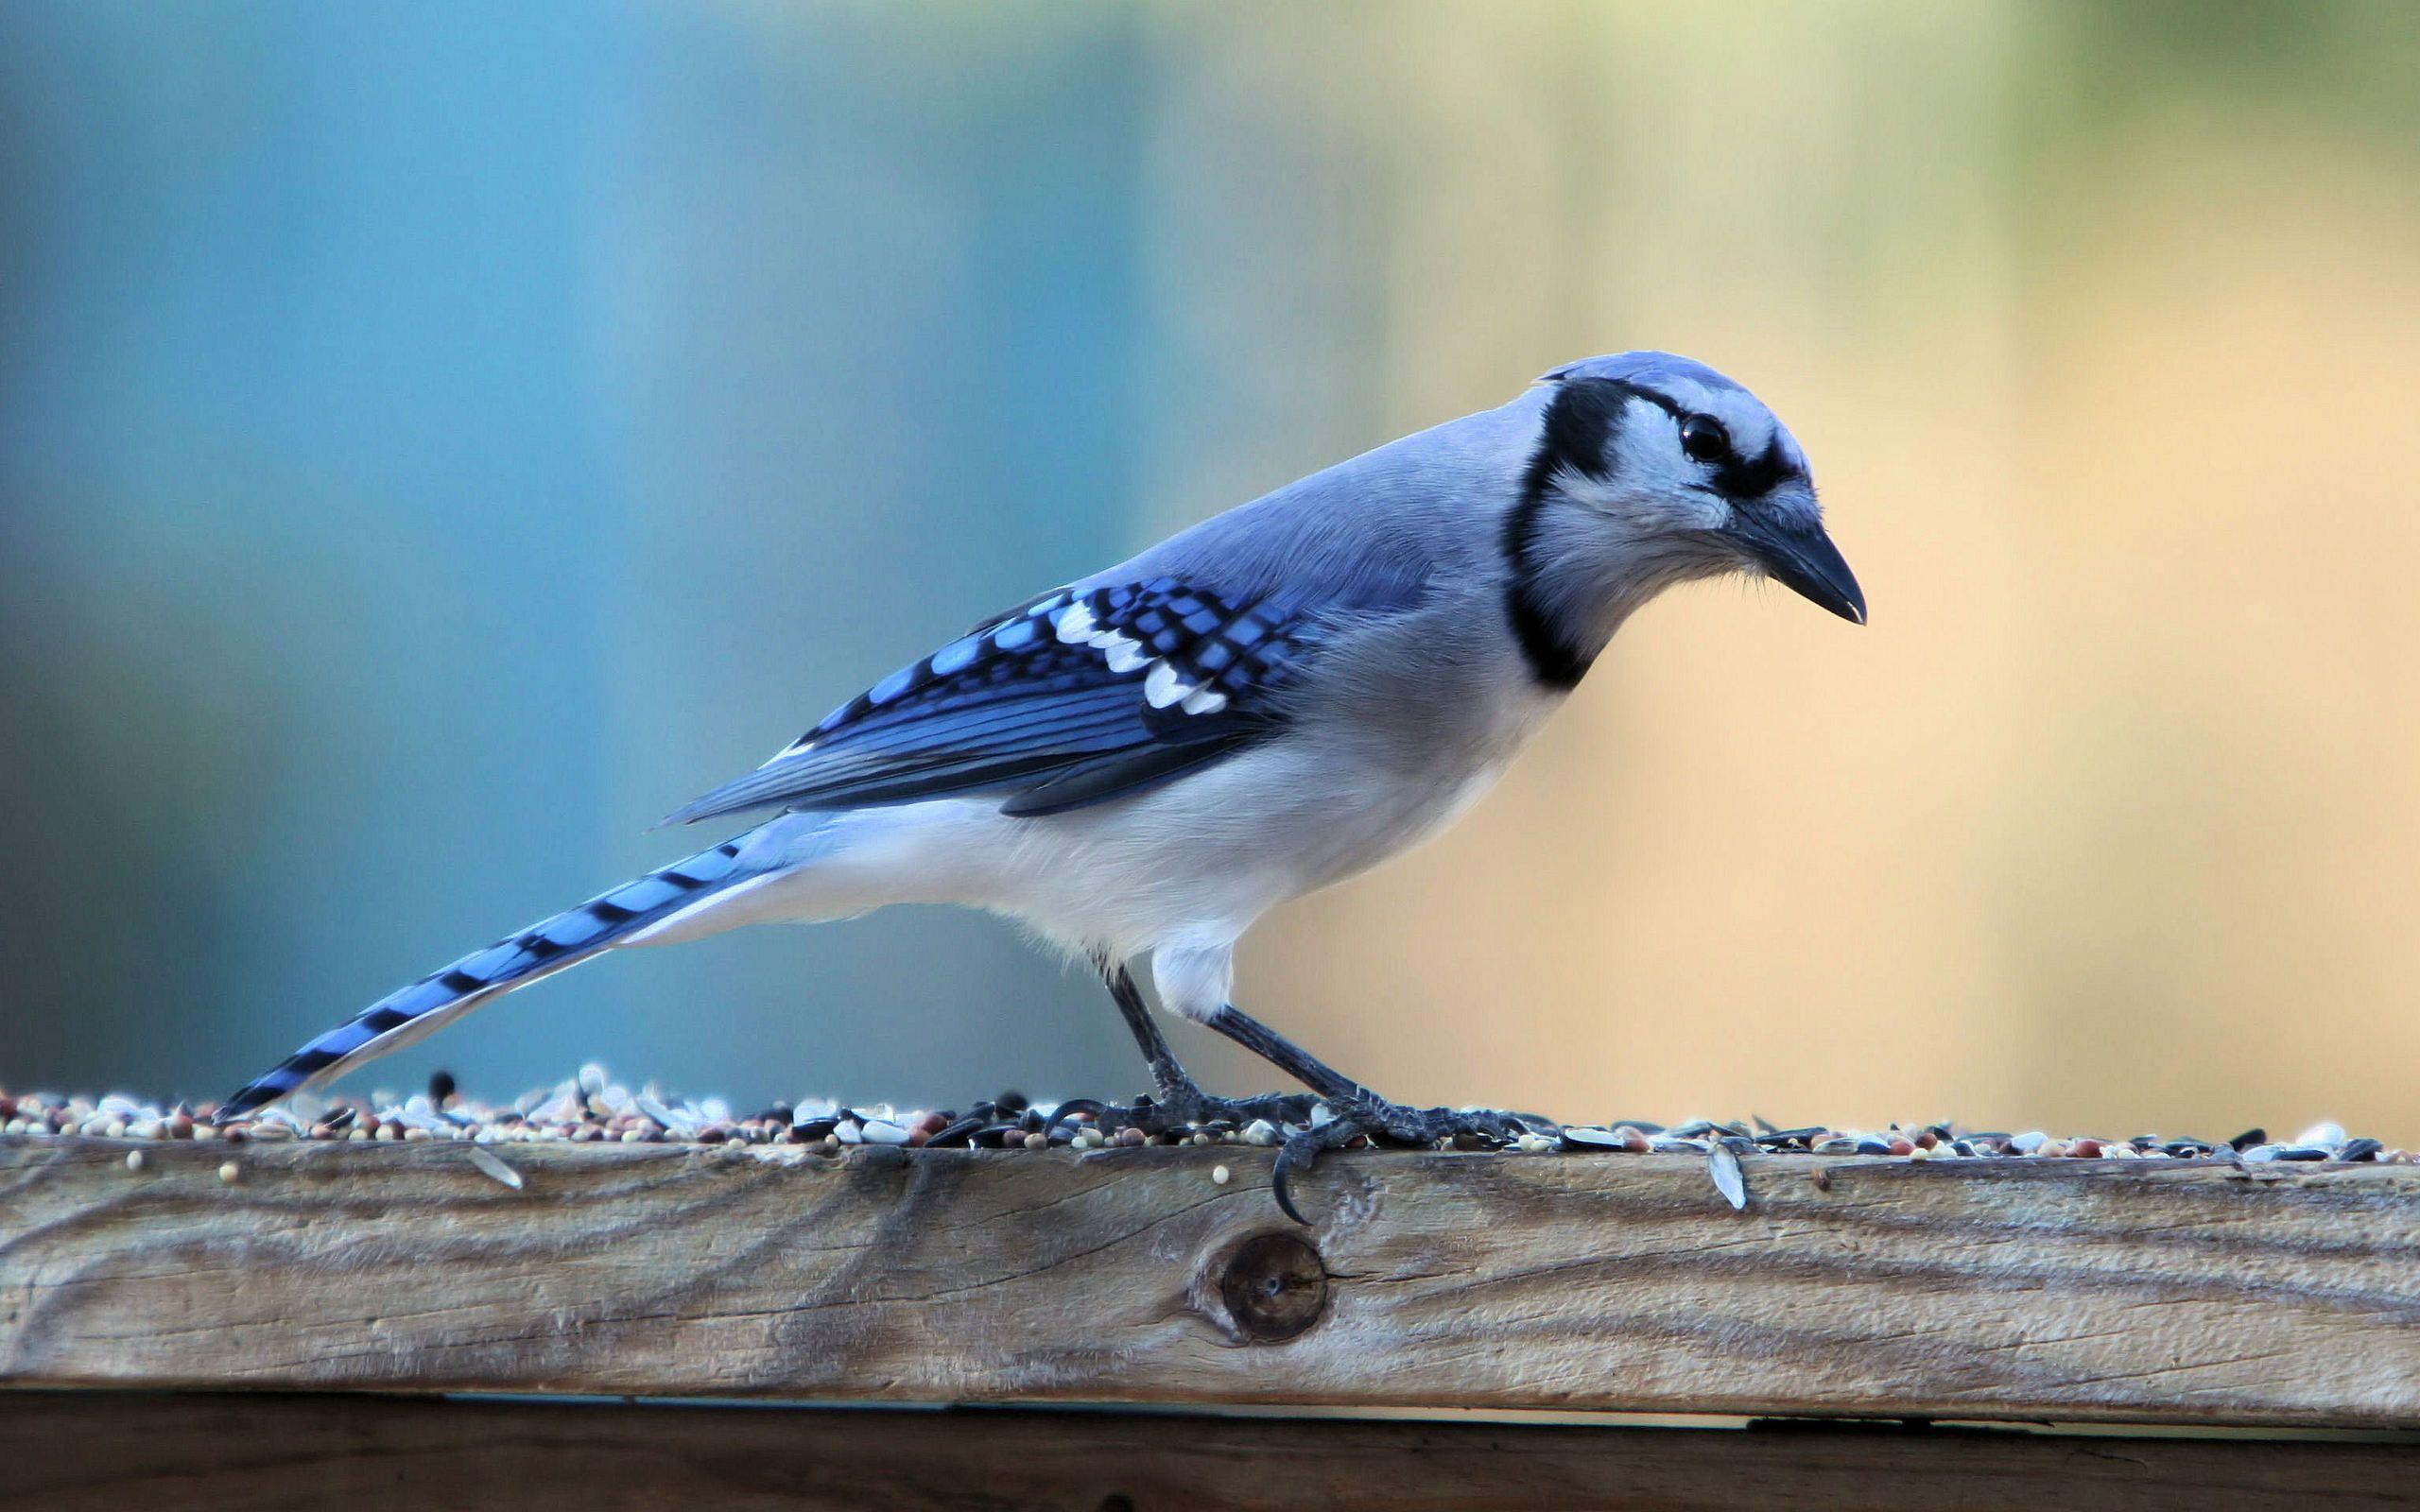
[2072,1138,2103,1158]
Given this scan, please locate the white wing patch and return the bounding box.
[1142,661,1185,709]
[1057,601,1220,718]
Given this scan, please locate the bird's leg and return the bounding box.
[1201,1002,1559,1223]
[1096,961,1312,1132]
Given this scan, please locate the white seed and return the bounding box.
[217,1161,241,1184]
[1706,1142,1747,1211]
[124,1150,146,1173]
[1212,1164,1232,1186]
[467,1146,524,1191]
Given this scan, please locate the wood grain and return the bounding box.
[5,1136,2419,1425]
[7,1391,2415,1511]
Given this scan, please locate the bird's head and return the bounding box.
[1505,354,1863,683]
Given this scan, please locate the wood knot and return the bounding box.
[1217,1232,1328,1343]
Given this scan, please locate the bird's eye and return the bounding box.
[1679,415,1730,463]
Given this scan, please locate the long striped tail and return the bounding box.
[216,833,761,1119]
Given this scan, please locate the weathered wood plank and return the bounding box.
[7,1392,2415,1511]
[4,1136,2418,1425]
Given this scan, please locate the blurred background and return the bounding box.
[5,1,2418,1140]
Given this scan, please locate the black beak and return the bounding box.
[1724,510,1866,625]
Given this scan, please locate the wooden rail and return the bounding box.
[6,1134,2419,1427]
[9,1391,2414,1511]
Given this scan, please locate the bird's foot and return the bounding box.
[1270,1095,1560,1224]
[1120,1084,1319,1136]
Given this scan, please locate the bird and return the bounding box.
[217,351,1863,1219]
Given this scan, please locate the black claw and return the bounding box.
[1270,1120,1362,1225]
[1271,1139,1314,1225]
[1263,1098,1552,1222]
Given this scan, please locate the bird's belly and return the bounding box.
[982,682,1561,954]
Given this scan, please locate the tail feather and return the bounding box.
[216,835,759,1119]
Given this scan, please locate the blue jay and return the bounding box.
[221,352,1862,1216]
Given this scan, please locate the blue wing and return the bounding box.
[662,577,1334,826]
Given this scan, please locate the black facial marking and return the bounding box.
[1704,432,1795,499]
[1572,380,1800,502]
[1534,376,1623,480]
[1502,379,1638,689]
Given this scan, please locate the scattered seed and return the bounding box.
[1707,1141,1746,1211]
[1212,1164,1232,1186]
[217,1161,240,1184]
[467,1146,524,1191]
[2,1076,2392,1206]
